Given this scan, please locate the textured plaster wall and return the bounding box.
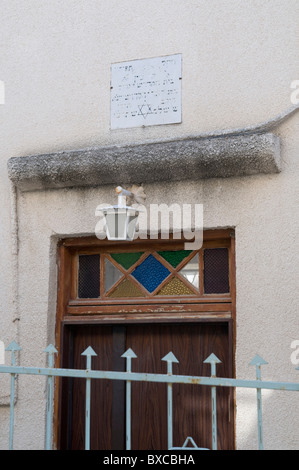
[0,0,298,450]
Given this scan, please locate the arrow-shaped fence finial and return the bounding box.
[6,341,22,366]
[81,346,97,369]
[204,353,221,377]
[250,354,268,380]
[121,348,137,372]
[44,344,58,368]
[162,352,179,375]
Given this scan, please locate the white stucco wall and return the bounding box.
[0,0,298,449]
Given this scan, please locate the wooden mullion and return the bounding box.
[135,248,198,271]
[68,293,232,307]
[100,253,105,298]
[102,254,127,298]
[229,234,236,387]
[173,249,200,271]
[62,313,232,324]
[104,273,150,299]
[105,254,131,276]
[126,272,152,297]
[152,249,199,273]
[103,275,126,298]
[104,251,148,277]
[228,243,236,309]
[72,239,229,255]
[54,243,72,450]
[154,249,201,296]
[125,251,149,273]
[62,229,233,248]
[70,250,79,299]
[202,239,230,249]
[66,302,232,316]
[105,252,149,274]
[199,249,204,296]
[103,253,151,298]
[152,251,176,271]
[145,248,201,296]
[105,271,152,299]
[118,250,174,298]
[174,272,200,296]
[149,272,176,296]
[170,250,201,296]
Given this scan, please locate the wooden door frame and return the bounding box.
[53,229,236,449]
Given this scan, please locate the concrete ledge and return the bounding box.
[7,133,281,191]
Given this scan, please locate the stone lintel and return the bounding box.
[7,133,281,192]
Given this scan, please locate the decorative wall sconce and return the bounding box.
[99,186,145,241]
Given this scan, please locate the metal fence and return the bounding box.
[0,340,299,451]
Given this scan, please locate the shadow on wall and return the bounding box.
[236,387,298,450]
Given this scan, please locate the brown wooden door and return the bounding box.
[59,321,234,450]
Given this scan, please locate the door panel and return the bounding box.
[59,321,234,450]
[127,323,232,450]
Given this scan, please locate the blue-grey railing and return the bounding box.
[0,341,299,451]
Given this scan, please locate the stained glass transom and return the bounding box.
[77,246,230,299]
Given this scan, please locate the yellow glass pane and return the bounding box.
[157,277,195,296]
[108,278,145,298]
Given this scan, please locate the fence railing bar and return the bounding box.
[0,365,298,392]
[0,343,298,451]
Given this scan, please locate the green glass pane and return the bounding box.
[157,250,192,268]
[110,252,143,270]
[179,253,199,290]
[157,277,195,296]
[108,278,145,298]
[104,257,123,293]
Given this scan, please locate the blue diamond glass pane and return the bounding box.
[131,254,170,292]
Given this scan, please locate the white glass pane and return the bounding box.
[105,257,123,293]
[179,253,199,289]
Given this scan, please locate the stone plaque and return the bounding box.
[110,54,182,129]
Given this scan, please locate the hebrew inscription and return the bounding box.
[110,54,182,129]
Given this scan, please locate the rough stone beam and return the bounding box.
[7,133,281,192]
